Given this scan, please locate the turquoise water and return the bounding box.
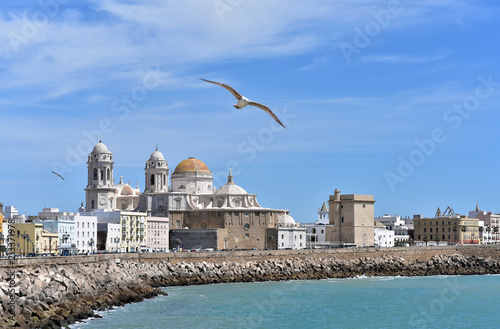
[72,275,500,329]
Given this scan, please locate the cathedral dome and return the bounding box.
[277,213,296,225]
[92,142,110,154]
[215,169,247,195]
[216,183,248,195]
[173,157,210,174]
[149,148,165,161]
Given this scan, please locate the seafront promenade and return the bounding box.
[2,245,500,328]
[2,244,500,268]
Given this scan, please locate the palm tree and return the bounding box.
[434,235,441,246]
[460,226,467,244]
[494,226,499,244]
[486,226,492,244]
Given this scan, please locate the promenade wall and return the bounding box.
[2,245,500,268]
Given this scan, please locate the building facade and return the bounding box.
[146,216,169,251]
[276,214,306,250]
[328,189,375,247]
[374,222,394,247]
[413,215,480,245]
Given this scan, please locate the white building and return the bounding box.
[40,219,75,254]
[82,210,147,252]
[374,222,394,247]
[4,206,19,219]
[97,222,121,252]
[277,214,306,250]
[469,204,500,244]
[75,214,98,254]
[375,214,409,243]
[303,202,335,248]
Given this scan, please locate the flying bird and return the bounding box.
[200,78,286,129]
[52,171,64,180]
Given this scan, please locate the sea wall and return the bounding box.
[2,245,500,328]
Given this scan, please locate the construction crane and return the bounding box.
[442,206,454,216]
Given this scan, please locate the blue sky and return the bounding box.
[1,0,500,222]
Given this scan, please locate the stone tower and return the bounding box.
[144,148,169,193]
[84,141,116,211]
[328,188,375,246]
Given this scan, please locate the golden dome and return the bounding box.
[173,157,210,174]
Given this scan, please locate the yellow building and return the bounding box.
[40,229,59,254]
[120,211,147,252]
[10,222,44,256]
[414,215,480,245]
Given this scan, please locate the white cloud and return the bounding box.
[360,52,452,64]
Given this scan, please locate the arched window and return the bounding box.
[151,174,155,186]
[93,168,98,180]
[100,170,104,181]
[107,168,110,181]
[179,185,185,190]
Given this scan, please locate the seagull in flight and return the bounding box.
[52,171,64,180]
[200,78,286,129]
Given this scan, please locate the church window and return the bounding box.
[245,233,249,238]
[91,200,95,209]
[100,170,104,181]
[176,220,180,227]
[151,174,155,186]
[175,199,181,209]
[341,217,344,223]
[93,169,98,180]
[234,200,241,208]
[179,185,185,190]
[107,168,110,181]
[217,199,223,207]
[312,228,316,234]
[245,212,249,217]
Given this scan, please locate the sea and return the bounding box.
[71,274,500,329]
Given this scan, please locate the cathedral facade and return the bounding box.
[84,142,287,250]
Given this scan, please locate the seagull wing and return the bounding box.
[248,101,286,129]
[200,78,242,100]
[52,171,64,180]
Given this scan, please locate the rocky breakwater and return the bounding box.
[0,259,165,328]
[2,253,500,328]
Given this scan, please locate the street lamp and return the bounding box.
[21,234,29,256]
[89,238,94,254]
[114,237,119,253]
[224,237,228,250]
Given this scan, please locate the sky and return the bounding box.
[1,0,500,222]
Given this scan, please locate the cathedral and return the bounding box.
[84,141,288,250]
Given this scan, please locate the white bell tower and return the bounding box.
[144,147,169,193]
[84,141,116,211]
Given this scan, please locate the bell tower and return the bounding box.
[85,141,116,211]
[144,147,169,193]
